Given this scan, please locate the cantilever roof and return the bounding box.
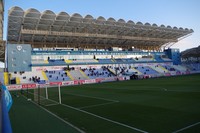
[7,6,193,50]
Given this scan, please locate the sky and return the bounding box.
[3,0,200,52]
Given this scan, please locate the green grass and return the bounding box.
[10,74,200,133]
[9,93,82,133]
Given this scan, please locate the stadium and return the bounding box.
[1,1,200,133]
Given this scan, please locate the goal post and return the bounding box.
[45,85,48,99]
[58,84,62,104]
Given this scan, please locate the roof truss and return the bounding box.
[7,6,193,50]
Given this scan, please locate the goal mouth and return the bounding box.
[21,84,62,106]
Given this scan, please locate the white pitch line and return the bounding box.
[45,103,60,107]
[27,92,61,107]
[27,92,148,133]
[172,122,200,133]
[165,90,200,93]
[21,95,85,133]
[79,101,119,109]
[60,103,148,133]
[91,86,200,93]
[65,92,119,102]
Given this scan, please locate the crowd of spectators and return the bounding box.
[82,66,113,78]
[45,70,68,81]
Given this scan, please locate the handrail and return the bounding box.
[0,84,3,133]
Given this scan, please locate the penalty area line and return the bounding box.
[172,121,200,133]
[45,103,60,107]
[21,95,85,133]
[60,103,148,133]
[79,101,119,109]
[65,92,119,102]
[26,91,148,133]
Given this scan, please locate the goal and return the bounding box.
[25,84,62,106]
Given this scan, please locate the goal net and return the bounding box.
[23,84,62,106]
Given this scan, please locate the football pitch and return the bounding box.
[10,74,200,133]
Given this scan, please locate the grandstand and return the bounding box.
[3,6,198,87]
[1,2,200,133]
[181,45,200,72]
[181,45,200,59]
